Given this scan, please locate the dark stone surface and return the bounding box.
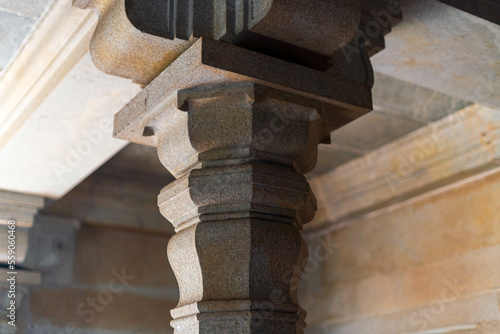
[437,0,500,25]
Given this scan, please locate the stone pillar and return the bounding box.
[74,0,400,332]
[156,83,325,333]
[0,190,78,332]
[111,32,375,329]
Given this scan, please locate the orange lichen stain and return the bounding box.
[453,74,468,81]
[403,58,418,67]
[401,57,444,70]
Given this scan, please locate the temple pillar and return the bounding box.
[73,0,400,332]
[157,83,323,333]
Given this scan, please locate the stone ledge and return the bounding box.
[307,104,500,231]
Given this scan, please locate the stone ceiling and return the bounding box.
[0,0,499,200]
[0,0,54,74]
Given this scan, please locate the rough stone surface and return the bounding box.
[112,77,373,332]
[79,0,398,331]
[241,0,361,56]
[74,0,196,85]
[125,0,274,40]
[75,0,389,87]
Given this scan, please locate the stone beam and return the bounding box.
[74,0,400,332]
[0,0,142,199]
[307,104,500,232]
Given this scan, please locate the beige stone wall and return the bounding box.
[19,224,178,334]
[300,168,500,334]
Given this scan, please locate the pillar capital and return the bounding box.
[115,79,339,332]
[113,37,373,162]
[157,83,332,176]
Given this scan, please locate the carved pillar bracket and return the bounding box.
[73,0,391,85]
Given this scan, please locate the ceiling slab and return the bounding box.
[0,53,140,198]
[372,0,500,109]
[436,0,500,25]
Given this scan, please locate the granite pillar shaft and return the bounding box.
[156,84,325,333]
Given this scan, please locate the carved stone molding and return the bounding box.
[73,0,196,84]
[73,0,398,85]
[125,0,275,40]
[0,0,97,152]
[308,104,500,232]
[113,38,372,151]
[114,60,371,330]
[106,15,398,330]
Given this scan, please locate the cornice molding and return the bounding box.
[307,104,500,232]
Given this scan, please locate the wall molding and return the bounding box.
[307,104,500,232]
